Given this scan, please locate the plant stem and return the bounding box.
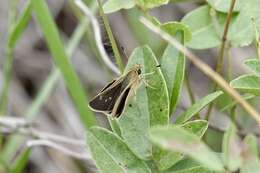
[141,17,260,124]
[0,0,18,150]
[230,106,236,123]
[251,18,260,58]
[185,71,200,119]
[205,0,237,121]
[96,0,125,73]
[226,44,232,81]
[0,0,18,114]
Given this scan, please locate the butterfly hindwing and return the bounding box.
[112,87,131,117]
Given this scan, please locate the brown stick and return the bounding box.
[206,0,237,120]
[140,17,260,124]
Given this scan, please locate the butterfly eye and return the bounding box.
[137,68,142,75]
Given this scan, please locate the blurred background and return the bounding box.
[0,0,259,172]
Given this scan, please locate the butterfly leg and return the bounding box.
[142,78,156,89]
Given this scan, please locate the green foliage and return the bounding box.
[150,126,224,171]
[231,58,260,96]
[230,75,260,95]
[136,0,169,9]
[207,0,241,13]
[31,0,96,128]
[163,158,213,173]
[240,134,260,173]
[175,91,223,124]
[182,0,260,49]
[103,0,135,13]
[159,22,191,113]
[219,94,254,112]
[244,59,260,75]
[181,5,222,49]
[222,124,241,171]
[118,45,169,159]
[3,0,260,172]
[103,0,170,13]
[86,127,151,173]
[0,0,32,114]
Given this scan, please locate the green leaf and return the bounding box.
[207,0,241,13]
[243,134,258,156]
[153,120,208,171]
[0,0,32,114]
[10,149,30,173]
[244,59,260,76]
[163,158,213,173]
[222,124,242,171]
[150,126,224,171]
[228,0,260,47]
[118,83,152,159]
[103,0,135,13]
[160,22,192,113]
[136,0,169,9]
[219,94,254,112]
[181,5,221,49]
[160,34,185,114]
[175,91,223,124]
[241,134,260,173]
[7,0,32,48]
[161,22,192,42]
[183,1,260,48]
[86,127,151,173]
[125,45,169,126]
[181,120,208,138]
[241,161,260,173]
[118,45,169,159]
[243,134,258,157]
[153,149,183,171]
[230,74,260,95]
[32,0,96,128]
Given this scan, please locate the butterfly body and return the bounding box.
[89,64,142,118]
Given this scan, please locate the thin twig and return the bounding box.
[205,0,237,120]
[140,17,260,124]
[0,116,90,161]
[75,0,120,75]
[0,117,85,147]
[27,140,91,160]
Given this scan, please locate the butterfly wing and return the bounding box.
[88,78,127,112]
[112,87,131,118]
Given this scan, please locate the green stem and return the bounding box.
[96,0,125,73]
[205,0,237,121]
[0,0,19,150]
[1,16,91,167]
[185,71,201,119]
[230,106,236,123]
[226,44,232,82]
[0,0,18,114]
[251,18,260,58]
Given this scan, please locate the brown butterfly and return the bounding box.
[88,64,142,118]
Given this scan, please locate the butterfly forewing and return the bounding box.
[89,77,129,112]
[89,64,142,117]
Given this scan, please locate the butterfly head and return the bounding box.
[131,64,142,75]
